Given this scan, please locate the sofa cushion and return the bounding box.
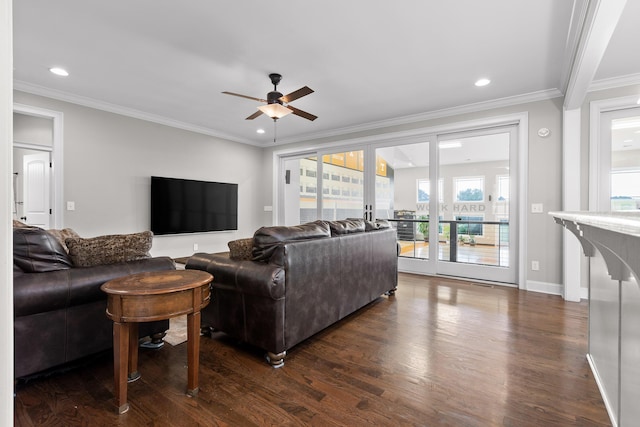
[252,221,331,262]
[328,219,365,236]
[65,231,153,267]
[46,228,80,253]
[13,227,73,273]
[228,238,253,261]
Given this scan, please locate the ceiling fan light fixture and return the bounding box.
[258,103,292,119]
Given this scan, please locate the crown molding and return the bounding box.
[589,72,640,92]
[13,80,260,147]
[14,79,563,149]
[274,88,563,146]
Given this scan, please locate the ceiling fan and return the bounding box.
[223,73,317,122]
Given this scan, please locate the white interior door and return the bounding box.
[22,152,51,228]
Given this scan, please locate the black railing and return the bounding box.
[388,219,510,268]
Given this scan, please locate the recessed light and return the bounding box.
[256,128,265,134]
[49,67,69,77]
[475,78,491,87]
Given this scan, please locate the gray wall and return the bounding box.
[15,84,640,290]
[259,98,564,288]
[13,112,52,146]
[14,91,265,258]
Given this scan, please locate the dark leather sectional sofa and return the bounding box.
[186,218,398,367]
[13,226,175,379]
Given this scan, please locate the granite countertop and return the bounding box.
[549,211,640,237]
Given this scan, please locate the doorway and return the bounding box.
[12,104,63,229]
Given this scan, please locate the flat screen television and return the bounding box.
[151,176,238,235]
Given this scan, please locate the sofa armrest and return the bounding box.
[187,253,284,300]
[14,269,72,316]
[14,256,176,317]
[68,256,176,305]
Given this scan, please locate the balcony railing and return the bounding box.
[389,219,510,268]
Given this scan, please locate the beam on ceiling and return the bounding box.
[564,0,628,110]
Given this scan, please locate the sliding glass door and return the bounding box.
[319,150,365,221]
[278,124,519,285]
[281,155,318,226]
[434,127,517,283]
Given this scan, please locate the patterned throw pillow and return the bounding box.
[228,238,253,261]
[46,228,80,253]
[65,231,153,267]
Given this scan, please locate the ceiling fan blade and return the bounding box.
[245,110,264,120]
[287,105,318,121]
[280,86,314,103]
[222,91,268,103]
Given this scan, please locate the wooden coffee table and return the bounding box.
[101,269,213,414]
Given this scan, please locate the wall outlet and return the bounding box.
[193,243,199,251]
[531,260,540,271]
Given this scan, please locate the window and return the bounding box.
[417,179,444,203]
[417,179,429,202]
[497,175,509,201]
[611,170,640,210]
[455,177,484,202]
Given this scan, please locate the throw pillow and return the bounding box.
[65,231,153,267]
[13,227,73,272]
[12,219,29,228]
[46,228,80,253]
[228,238,253,261]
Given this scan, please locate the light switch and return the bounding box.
[531,203,543,213]
[67,201,75,211]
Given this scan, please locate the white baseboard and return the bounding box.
[525,280,563,296]
[525,280,589,301]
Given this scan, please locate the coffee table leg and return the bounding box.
[113,321,130,414]
[186,310,200,396]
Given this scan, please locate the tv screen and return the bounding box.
[151,176,238,235]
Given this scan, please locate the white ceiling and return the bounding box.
[12,1,640,147]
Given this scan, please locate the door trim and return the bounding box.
[13,103,64,229]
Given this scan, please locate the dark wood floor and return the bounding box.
[14,273,611,426]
